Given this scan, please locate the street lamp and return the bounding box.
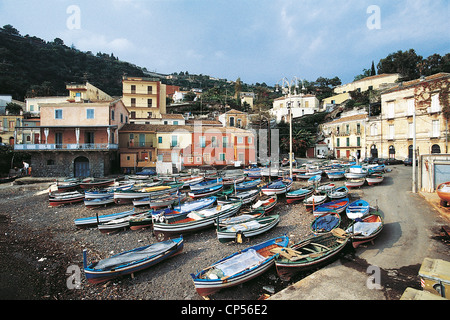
[276,77,300,179]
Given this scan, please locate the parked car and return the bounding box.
[385,158,403,165]
[404,157,418,166]
[376,158,388,165]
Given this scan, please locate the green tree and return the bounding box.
[377,49,423,81]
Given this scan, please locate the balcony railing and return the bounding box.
[14,143,119,151]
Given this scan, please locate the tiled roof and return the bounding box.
[326,113,367,125]
[161,113,185,119]
[383,73,450,94]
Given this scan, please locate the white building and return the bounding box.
[270,94,320,123]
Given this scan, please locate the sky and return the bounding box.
[0,0,449,86]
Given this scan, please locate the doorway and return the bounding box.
[74,156,90,177]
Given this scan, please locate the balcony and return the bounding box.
[14,143,119,151]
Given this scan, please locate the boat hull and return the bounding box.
[216,215,280,243]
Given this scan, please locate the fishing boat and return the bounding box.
[215,208,265,227]
[274,231,349,281]
[345,178,365,188]
[326,170,345,180]
[56,178,81,191]
[312,198,349,217]
[295,170,322,180]
[83,236,184,284]
[366,173,384,186]
[79,178,116,189]
[188,183,223,199]
[235,179,261,191]
[222,175,245,186]
[132,193,186,209]
[346,199,370,219]
[307,175,322,185]
[130,197,216,230]
[98,210,153,234]
[74,209,136,228]
[84,195,115,208]
[113,183,183,204]
[327,186,349,199]
[261,178,293,195]
[190,178,223,190]
[244,167,261,179]
[177,175,204,187]
[344,165,368,179]
[303,194,327,210]
[252,195,277,213]
[190,236,289,296]
[310,211,341,234]
[346,211,383,248]
[436,181,450,206]
[368,164,386,173]
[84,183,134,199]
[217,188,260,205]
[286,186,314,204]
[216,215,280,243]
[152,201,242,241]
[316,183,335,194]
[49,191,85,207]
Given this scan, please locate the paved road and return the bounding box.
[269,165,450,300]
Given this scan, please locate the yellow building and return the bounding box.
[378,73,450,160]
[334,73,400,94]
[66,81,113,102]
[122,76,167,121]
[321,111,368,160]
[1,114,23,145]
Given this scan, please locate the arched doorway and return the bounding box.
[389,145,395,159]
[74,156,90,177]
[371,144,378,158]
[408,145,413,158]
[431,144,441,154]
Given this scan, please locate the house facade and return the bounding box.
[218,109,250,128]
[270,94,320,123]
[122,76,167,121]
[14,100,129,177]
[376,73,450,160]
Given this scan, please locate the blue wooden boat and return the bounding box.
[261,178,293,195]
[190,236,289,296]
[190,178,223,190]
[310,211,341,234]
[307,174,322,185]
[188,183,223,198]
[346,199,370,219]
[286,186,314,204]
[313,198,349,217]
[84,195,115,208]
[235,179,261,191]
[74,209,136,228]
[83,236,184,284]
[216,215,280,243]
[327,186,349,199]
[326,170,345,180]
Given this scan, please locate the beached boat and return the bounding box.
[344,165,367,179]
[216,215,280,243]
[261,178,293,195]
[98,210,153,234]
[310,211,341,233]
[346,199,370,219]
[244,167,261,179]
[274,231,349,281]
[368,164,386,173]
[215,208,265,227]
[252,195,277,213]
[235,179,261,191]
[366,173,384,186]
[303,194,327,210]
[132,193,186,209]
[190,236,289,296]
[84,195,115,208]
[327,186,349,199]
[188,183,224,199]
[113,183,183,204]
[345,178,365,188]
[222,175,245,186]
[307,175,322,185]
[49,191,85,207]
[326,170,345,180]
[312,198,349,217]
[74,209,136,228]
[316,183,335,194]
[83,236,184,284]
[79,178,116,189]
[56,178,81,191]
[217,188,260,205]
[346,211,383,248]
[436,181,450,206]
[295,170,322,180]
[190,178,223,190]
[286,186,314,204]
[152,201,242,241]
[132,197,219,230]
[177,175,204,187]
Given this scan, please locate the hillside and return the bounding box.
[0,26,146,101]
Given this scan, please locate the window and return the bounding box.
[356,123,360,134]
[336,138,340,147]
[248,137,252,144]
[407,99,414,116]
[111,110,115,120]
[346,124,349,134]
[346,137,350,147]
[222,136,228,148]
[86,109,94,119]
[55,109,63,119]
[357,137,360,146]
[131,85,136,94]
[199,136,206,148]
[389,125,394,140]
[120,114,124,123]
[171,135,178,147]
[219,153,226,161]
[131,98,136,107]
[229,117,235,127]
[130,111,136,119]
[387,102,395,119]
[158,136,162,143]
[432,120,440,137]
[211,136,218,147]
[238,137,243,144]
[30,105,34,111]
[147,99,152,108]
[147,86,152,94]
[157,154,163,162]
[431,94,440,113]
[173,121,178,125]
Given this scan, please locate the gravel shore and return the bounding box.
[0,178,362,300]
